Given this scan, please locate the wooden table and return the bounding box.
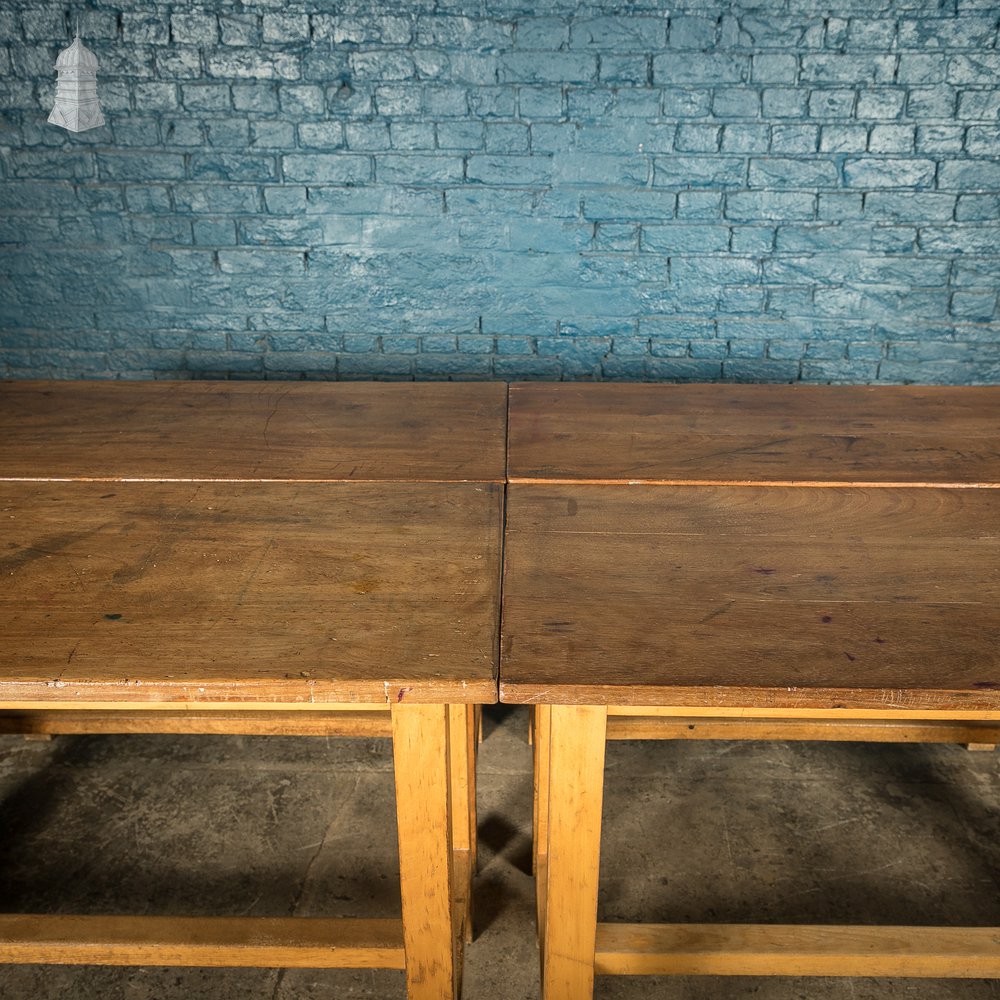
[0,380,507,999]
[502,383,1000,998]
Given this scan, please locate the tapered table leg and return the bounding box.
[541,704,607,1000]
[393,703,460,1000]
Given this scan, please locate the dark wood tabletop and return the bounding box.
[1,480,501,705]
[0,380,508,483]
[507,383,1000,486]
[501,484,1000,710]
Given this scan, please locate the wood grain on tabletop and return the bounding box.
[0,481,501,704]
[507,383,1000,485]
[500,484,1000,709]
[0,380,507,483]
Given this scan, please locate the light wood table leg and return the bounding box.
[542,704,607,1000]
[392,703,460,1000]
[448,703,477,944]
[532,704,551,945]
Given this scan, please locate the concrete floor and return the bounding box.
[1,706,999,999]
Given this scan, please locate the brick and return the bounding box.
[820,125,868,153]
[300,122,347,150]
[232,84,279,113]
[438,122,483,150]
[864,192,956,222]
[868,125,916,153]
[317,15,411,46]
[350,51,415,82]
[672,255,758,287]
[654,53,749,85]
[170,13,218,45]
[843,157,936,189]
[263,187,307,214]
[283,154,371,184]
[856,89,906,120]
[190,154,277,183]
[749,158,839,188]
[721,124,771,153]
[180,84,231,111]
[515,18,570,50]
[947,54,1000,85]
[723,358,800,381]
[499,52,597,85]
[770,125,820,154]
[123,13,169,44]
[808,89,856,118]
[688,339,728,359]
[519,87,564,120]
[712,88,760,118]
[740,14,824,49]
[676,191,721,219]
[751,54,798,84]
[251,121,295,149]
[157,48,201,79]
[647,358,723,380]
[96,153,184,182]
[669,124,717,154]
[899,16,998,50]
[726,191,815,221]
[494,355,561,378]
[424,86,469,118]
[125,186,171,213]
[468,88,516,119]
[600,56,649,86]
[845,17,896,51]
[573,16,666,49]
[377,154,464,185]
[415,15,512,51]
[951,291,997,321]
[220,14,260,46]
[965,126,1000,156]
[957,90,1000,120]
[583,189,676,222]
[133,83,179,111]
[762,88,809,118]
[909,87,957,118]
[956,194,1000,222]
[204,118,251,149]
[654,156,745,188]
[800,54,896,84]
[667,15,718,50]
[373,86,421,117]
[193,218,237,246]
[663,88,712,117]
[642,225,730,253]
[731,227,774,254]
[174,185,259,214]
[939,159,1000,190]
[262,14,310,42]
[917,125,965,153]
[485,123,529,153]
[919,226,997,254]
[468,154,551,186]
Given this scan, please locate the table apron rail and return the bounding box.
[595,923,1000,978]
[0,915,406,969]
[606,715,1000,744]
[0,708,394,738]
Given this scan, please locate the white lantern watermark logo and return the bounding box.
[48,31,105,133]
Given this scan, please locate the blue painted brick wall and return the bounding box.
[1,0,998,382]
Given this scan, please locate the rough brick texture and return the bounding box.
[1,0,998,382]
